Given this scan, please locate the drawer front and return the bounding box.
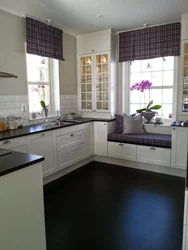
[57,130,84,151]
[56,124,85,136]
[0,137,27,149]
[58,144,84,170]
[108,142,137,161]
[137,145,171,167]
[26,131,54,140]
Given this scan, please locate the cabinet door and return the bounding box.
[27,132,57,177]
[171,128,188,169]
[84,123,93,158]
[79,54,93,111]
[182,13,188,40]
[94,52,110,112]
[94,122,107,156]
[11,145,27,153]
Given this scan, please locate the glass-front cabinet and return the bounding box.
[182,43,188,112]
[79,51,110,112]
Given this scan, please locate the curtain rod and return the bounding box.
[116,20,181,35]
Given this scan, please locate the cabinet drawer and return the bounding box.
[0,137,26,149]
[56,124,85,136]
[27,131,54,140]
[108,142,137,161]
[57,130,84,151]
[58,144,84,170]
[137,145,171,167]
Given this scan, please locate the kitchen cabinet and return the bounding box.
[27,131,57,178]
[137,145,171,167]
[0,137,27,153]
[108,142,137,161]
[93,122,108,156]
[171,127,188,170]
[84,122,93,158]
[182,12,188,40]
[77,29,117,117]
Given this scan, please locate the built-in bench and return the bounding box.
[108,133,172,149]
[107,133,172,167]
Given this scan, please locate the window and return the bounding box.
[27,54,56,115]
[129,57,175,118]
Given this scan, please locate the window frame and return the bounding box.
[122,56,179,121]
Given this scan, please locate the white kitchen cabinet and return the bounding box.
[93,122,108,156]
[11,145,27,153]
[0,137,27,151]
[182,13,188,40]
[84,122,93,158]
[27,131,57,178]
[171,127,188,170]
[137,145,171,167]
[77,29,117,117]
[108,142,137,161]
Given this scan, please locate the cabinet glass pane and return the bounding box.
[184,56,188,66]
[103,83,108,91]
[87,93,92,101]
[185,44,188,54]
[184,67,188,77]
[87,84,92,92]
[96,55,102,64]
[96,83,102,91]
[86,75,92,83]
[86,66,92,74]
[81,84,86,92]
[81,75,86,83]
[81,102,86,109]
[96,92,102,101]
[80,57,86,65]
[103,92,108,100]
[102,54,108,63]
[102,74,108,82]
[102,64,108,73]
[96,65,101,73]
[81,93,86,101]
[97,75,102,82]
[103,102,108,110]
[97,102,102,109]
[80,66,85,75]
[87,102,92,109]
[86,56,92,65]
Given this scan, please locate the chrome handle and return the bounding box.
[70,134,74,137]
[3,140,11,145]
[104,123,107,125]
[42,133,45,136]
[150,147,156,150]
[119,143,124,146]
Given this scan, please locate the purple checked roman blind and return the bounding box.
[119,22,181,62]
[26,17,64,60]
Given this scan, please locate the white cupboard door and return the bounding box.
[108,142,137,161]
[79,54,94,111]
[11,145,27,153]
[137,145,171,167]
[94,122,107,156]
[182,13,188,40]
[84,123,93,158]
[94,51,110,112]
[27,132,57,178]
[171,128,188,170]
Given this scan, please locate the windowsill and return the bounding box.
[29,114,56,121]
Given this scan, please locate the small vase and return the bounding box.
[43,108,48,118]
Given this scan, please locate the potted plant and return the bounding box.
[40,100,49,118]
[130,80,162,122]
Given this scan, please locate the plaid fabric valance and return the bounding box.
[26,17,64,60]
[119,22,181,62]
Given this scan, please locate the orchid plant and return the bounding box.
[130,80,162,113]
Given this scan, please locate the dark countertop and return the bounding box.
[0,150,44,177]
[0,117,115,141]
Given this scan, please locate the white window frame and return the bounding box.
[121,57,179,122]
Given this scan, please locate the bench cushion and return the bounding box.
[108,133,172,148]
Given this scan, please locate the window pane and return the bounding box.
[152,58,163,71]
[163,89,173,103]
[131,61,141,73]
[130,104,141,115]
[163,71,174,86]
[163,57,174,70]
[28,84,50,113]
[152,72,162,86]
[150,89,162,104]
[130,73,141,86]
[141,59,152,72]
[27,54,49,82]
[161,104,172,118]
[142,72,151,82]
[130,89,141,103]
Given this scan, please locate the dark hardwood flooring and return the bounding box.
[44,162,185,250]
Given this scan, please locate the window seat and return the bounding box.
[108,133,172,149]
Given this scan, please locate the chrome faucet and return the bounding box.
[56,111,61,125]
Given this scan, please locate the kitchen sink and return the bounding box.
[41,121,73,128]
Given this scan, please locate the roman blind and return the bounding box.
[26,17,64,61]
[119,22,181,62]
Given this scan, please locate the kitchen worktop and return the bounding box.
[0,117,115,141]
[0,150,44,177]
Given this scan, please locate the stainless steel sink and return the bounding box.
[41,121,73,128]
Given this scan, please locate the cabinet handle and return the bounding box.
[119,143,124,147]
[92,49,95,52]
[42,133,45,136]
[150,147,156,150]
[70,134,74,137]
[104,123,107,125]
[3,140,11,145]
[173,128,175,130]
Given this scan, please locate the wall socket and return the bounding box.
[21,103,27,112]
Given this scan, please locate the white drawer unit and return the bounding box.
[57,130,84,151]
[137,145,171,167]
[58,144,84,170]
[108,142,137,161]
[11,145,27,153]
[56,124,85,137]
[0,137,27,150]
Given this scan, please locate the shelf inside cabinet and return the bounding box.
[184,67,188,77]
[185,44,188,54]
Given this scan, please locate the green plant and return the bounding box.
[136,100,162,113]
[40,100,49,109]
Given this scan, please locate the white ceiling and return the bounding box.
[0,0,188,36]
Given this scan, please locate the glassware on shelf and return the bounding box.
[96,92,102,101]
[81,102,86,109]
[81,93,86,101]
[96,83,102,91]
[97,75,102,82]
[184,55,188,66]
[184,67,188,77]
[86,57,92,65]
[97,102,102,110]
[183,90,188,111]
[96,55,101,64]
[184,77,188,89]
[103,102,108,110]
[81,84,86,92]
[87,93,92,101]
[81,75,86,83]
[86,66,91,74]
[103,83,108,91]
[80,57,86,65]
[185,44,188,55]
[87,75,92,83]
[102,64,108,73]
[80,66,85,75]
[87,84,92,92]
[96,65,101,73]
[101,54,108,63]
[87,102,92,109]
[103,74,108,82]
[103,92,108,100]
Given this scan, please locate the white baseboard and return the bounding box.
[43,156,93,185]
[93,155,186,178]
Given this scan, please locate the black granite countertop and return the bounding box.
[0,150,44,177]
[0,117,115,141]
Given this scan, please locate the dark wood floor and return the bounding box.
[44,161,185,250]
